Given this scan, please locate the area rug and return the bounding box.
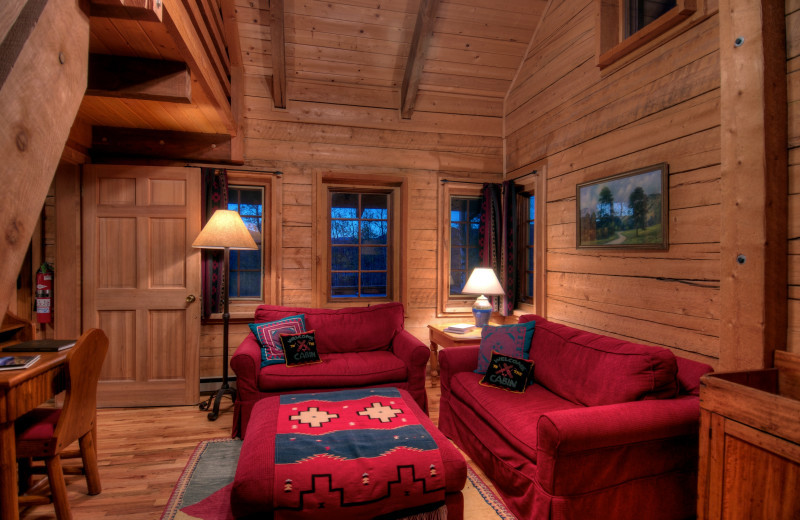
[161,438,517,520]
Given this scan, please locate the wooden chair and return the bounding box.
[14,328,109,520]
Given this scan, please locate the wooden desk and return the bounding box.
[427,324,484,377]
[0,351,69,520]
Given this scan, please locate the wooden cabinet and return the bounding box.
[698,351,800,520]
[0,310,34,349]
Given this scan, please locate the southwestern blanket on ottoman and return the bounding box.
[232,388,467,519]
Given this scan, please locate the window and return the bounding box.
[449,196,482,296]
[228,186,263,299]
[517,194,535,305]
[596,0,697,68]
[315,173,405,307]
[329,191,390,298]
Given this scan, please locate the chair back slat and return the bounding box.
[53,329,109,448]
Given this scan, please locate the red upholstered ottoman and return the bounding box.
[232,388,466,519]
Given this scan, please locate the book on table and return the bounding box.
[3,339,76,352]
[444,323,476,334]
[0,355,41,371]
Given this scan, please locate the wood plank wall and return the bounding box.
[199,0,506,378]
[504,0,722,366]
[789,0,800,355]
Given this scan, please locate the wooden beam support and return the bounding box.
[91,126,233,162]
[89,0,162,22]
[87,54,191,103]
[0,0,89,326]
[269,0,286,109]
[221,0,244,162]
[163,0,235,133]
[718,0,788,369]
[400,0,440,119]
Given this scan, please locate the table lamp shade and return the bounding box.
[192,209,258,250]
[462,268,504,327]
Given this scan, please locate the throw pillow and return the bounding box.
[475,321,536,375]
[280,331,322,367]
[249,315,306,368]
[479,351,535,393]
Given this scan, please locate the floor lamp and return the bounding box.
[192,209,257,420]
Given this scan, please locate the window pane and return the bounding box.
[451,224,465,246]
[468,222,480,245]
[361,246,387,270]
[237,271,261,297]
[332,246,358,270]
[468,199,482,223]
[361,220,387,245]
[361,194,388,219]
[450,271,466,295]
[450,198,467,222]
[331,193,358,218]
[331,272,358,297]
[529,196,535,220]
[331,220,359,244]
[527,247,534,271]
[527,272,534,298]
[451,247,466,270]
[361,272,387,297]
[228,185,264,300]
[468,247,480,270]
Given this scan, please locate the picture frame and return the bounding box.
[576,163,669,249]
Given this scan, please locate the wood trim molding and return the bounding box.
[718,0,788,369]
[221,0,244,160]
[400,0,440,119]
[269,0,287,109]
[89,0,162,22]
[91,126,233,162]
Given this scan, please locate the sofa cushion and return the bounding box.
[479,352,534,393]
[475,321,535,374]
[249,314,306,367]
[257,351,408,391]
[254,303,404,354]
[280,330,322,367]
[449,371,582,464]
[524,315,678,406]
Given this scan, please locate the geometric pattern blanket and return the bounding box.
[274,388,447,519]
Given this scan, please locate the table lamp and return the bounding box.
[192,209,257,420]
[462,267,505,327]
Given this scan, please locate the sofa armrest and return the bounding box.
[230,334,262,401]
[536,397,701,496]
[390,329,431,367]
[438,346,479,400]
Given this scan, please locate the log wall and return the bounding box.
[789,0,800,355]
[504,0,722,366]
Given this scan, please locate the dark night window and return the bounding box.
[449,196,481,297]
[228,186,263,299]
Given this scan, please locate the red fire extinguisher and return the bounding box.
[36,263,53,324]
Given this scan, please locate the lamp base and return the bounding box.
[199,383,236,421]
[472,294,493,328]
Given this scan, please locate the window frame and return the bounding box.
[511,171,546,317]
[595,0,698,68]
[315,173,406,309]
[437,182,483,317]
[219,171,280,320]
[516,192,535,307]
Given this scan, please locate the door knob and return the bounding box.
[186,294,196,304]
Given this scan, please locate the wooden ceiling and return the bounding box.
[76,0,545,162]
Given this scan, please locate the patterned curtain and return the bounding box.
[201,168,228,319]
[501,180,520,315]
[478,183,502,311]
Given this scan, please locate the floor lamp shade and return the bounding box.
[191,209,257,420]
[192,209,258,250]
[462,268,505,327]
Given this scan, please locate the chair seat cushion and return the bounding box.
[257,351,408,391]
[15,408,60,441]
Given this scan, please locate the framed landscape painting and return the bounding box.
[576,163,669,249]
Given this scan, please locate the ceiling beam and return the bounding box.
[91,126,234,163]
[400,0,440,119]
[270,0,287,109]
[87,54,191,103]
[89,0,162,22]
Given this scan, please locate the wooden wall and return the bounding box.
[789,0,800,355]
[504,0,722,366]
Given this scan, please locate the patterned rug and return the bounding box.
[161,438,517,520]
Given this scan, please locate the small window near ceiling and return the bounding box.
[329,191,390,299]
[517,194,535,305]
[227,186,263,299]
[449,196,481,296]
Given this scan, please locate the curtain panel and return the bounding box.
[478,181,518,316]
[201,168,228,319]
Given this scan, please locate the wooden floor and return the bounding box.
[18,376,496,520]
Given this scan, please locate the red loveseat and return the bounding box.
[230,302,430,438]
[438,314,713,520]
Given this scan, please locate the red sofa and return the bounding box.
[437,314,713,520]
[230,302,430,438]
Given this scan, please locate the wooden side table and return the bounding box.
[427,324,484,378]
